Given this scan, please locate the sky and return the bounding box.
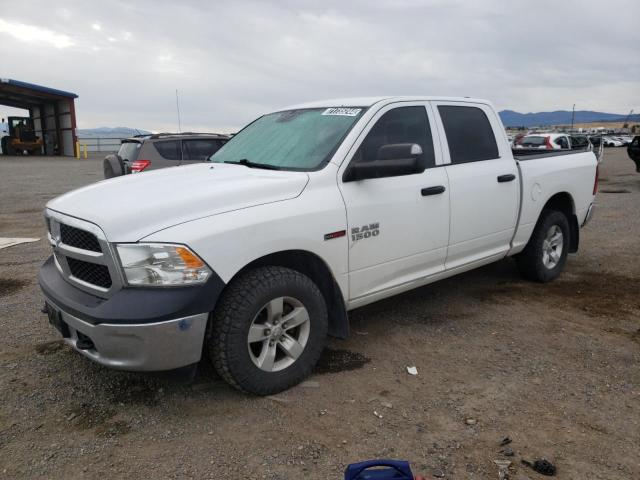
[0,0,638,132]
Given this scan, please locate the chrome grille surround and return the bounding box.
[45,209,123,298]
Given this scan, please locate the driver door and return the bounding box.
[338,103,450,303]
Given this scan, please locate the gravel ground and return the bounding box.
[0,150,638,479]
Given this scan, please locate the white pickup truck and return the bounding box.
[39,97,598,394]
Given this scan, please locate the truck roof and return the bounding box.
[283,96,491,110]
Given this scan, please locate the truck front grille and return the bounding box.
[60,223,102,252]
[46,211,119,297]
[67,257,112,289]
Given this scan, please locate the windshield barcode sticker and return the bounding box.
[322,107,362,117]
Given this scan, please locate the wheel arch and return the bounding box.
[230,249,349,339]
[540,191,579,253]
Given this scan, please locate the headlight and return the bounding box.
[116,243,212,286]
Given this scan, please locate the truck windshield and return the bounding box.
[209,107,365,171]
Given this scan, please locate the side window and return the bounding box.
[438,106,499,164]
[352,106,435,168]
[555,137,569,149]
[183,139,224,160]
[153,140,181,160]
[570,136,585,149]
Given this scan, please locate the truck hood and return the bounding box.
[47,163,309,241]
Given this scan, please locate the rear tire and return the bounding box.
[516,209,570,283]
[209,266,328,395]
[103,156,123,178]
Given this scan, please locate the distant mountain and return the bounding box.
[77,127,152,138]
[499,110,640,127]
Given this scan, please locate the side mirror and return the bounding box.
[344,143,424,182]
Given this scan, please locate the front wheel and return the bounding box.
[515,209,570,282]
[209,266,328,395]
[4,141,16,155]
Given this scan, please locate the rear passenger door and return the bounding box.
[182,139,225,165]
[432,102,519,269]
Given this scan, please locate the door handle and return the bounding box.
[421,186,446,196]
[497,174,516,183]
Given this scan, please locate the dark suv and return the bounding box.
[628,136,640,172]
[103,132,230,178]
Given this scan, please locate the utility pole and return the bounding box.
[570,104,575,131]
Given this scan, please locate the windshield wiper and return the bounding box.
[223,159,281,170]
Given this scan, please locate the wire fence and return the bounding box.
[76,137,124,153]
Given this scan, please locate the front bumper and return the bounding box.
[46,298,208,371]
[38,255,224,371]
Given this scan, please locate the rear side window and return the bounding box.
[438,106,499,163]
[570,136,587,148]
[353,106,435,168]
[519,136,545,147]
[153,140,181,160]
[555,137,569,149]
[117,141,141,161]
[183,139,224,161]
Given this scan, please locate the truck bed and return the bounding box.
[513,148,591,160]
[510,149,597,254]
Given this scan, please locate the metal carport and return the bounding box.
[0,78,78,156]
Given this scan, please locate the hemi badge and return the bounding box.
[324,230,346,241]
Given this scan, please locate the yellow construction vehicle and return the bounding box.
[1,116,43,155]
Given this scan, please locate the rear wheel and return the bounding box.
[209,266,328,395]
[516,209,570,282]
[103,156,123,178]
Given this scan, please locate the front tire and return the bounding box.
[516,209,570,282]
[5,141,16,155]
[209,266,328,395]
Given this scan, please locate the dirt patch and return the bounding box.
[480,270,640,319]
[600,188,631,194]
[35,340,66,355]
[0,278,29,297]
[103,376,167,406]
[14,208,42,214]
[314,348,370,374]
[66,404,115,430]
[604,327,640,344]
[0,260,40,267]
[95,419,132,437]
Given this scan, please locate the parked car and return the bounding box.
[614,136,632,145]
[602,136,624,147]
[628,136,640,172]
[103,132,230,178]
[514,133,571,150]
[39,96,597,395]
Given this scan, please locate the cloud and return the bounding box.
[0,18,73,49]
[0,0,638,131]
